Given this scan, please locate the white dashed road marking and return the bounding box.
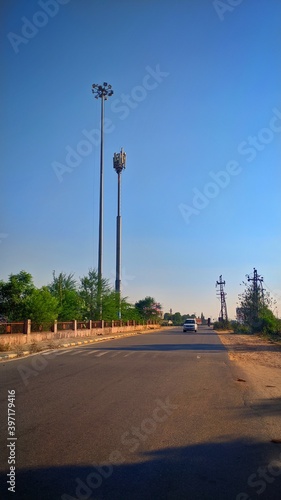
[95,351,109,357]
[54,350,70,356]
[81,350,100,356]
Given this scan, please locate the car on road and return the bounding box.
[183,319,198,332]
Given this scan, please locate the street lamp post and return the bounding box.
[113,148,126,319]
[92,82,113,318]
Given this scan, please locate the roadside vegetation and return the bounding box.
[214,278,281,340]
[0,270,162,324]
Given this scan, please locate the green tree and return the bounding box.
[135,296,162,320]
[0,271,35,320]
[121,297,142,322]
[238,278,279,334]
[172,312,182,325]
[25,287,59,325]
[79,269,111,320]
[48,271,83,320]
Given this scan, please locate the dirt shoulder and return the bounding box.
[216,331,281,441]
[216,330,281,369]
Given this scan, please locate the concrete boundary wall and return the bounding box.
[0,323,160,347]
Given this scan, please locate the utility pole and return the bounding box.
[247,267,264,322]
[113,148,126,319]
[91,82,114,319]
[216,275,228,322]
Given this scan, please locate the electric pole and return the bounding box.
[216,275,228,322]
[246,267,264,323]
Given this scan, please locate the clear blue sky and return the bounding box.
[1,0,281,320]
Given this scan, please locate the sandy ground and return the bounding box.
[217,331,281,369]
[217,331,281,441]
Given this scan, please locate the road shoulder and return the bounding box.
[217,331,281,442]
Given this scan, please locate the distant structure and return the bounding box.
[246,267,264,323]
[216,275,228,322]
[236,307,243,324]
[247,268,264,303]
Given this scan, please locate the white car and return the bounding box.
[183,319,198,332]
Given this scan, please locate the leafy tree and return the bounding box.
[172,312,182,325]
[25,287,59,324]
[102,291,121,321]
[135,296,162,320]
[238,278,280,334]
[0,271,35,320]
[79,269,111,320]
[48,271,83,320]
[48,271,77,302]
[120,298,142,322]
[164,312,172,321]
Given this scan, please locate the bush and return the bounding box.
[231,322,250,334]
[213,320,231,330]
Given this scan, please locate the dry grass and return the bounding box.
[0,342,11,352]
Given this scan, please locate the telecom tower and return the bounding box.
[216,275,228,322]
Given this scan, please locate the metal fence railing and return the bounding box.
[91,321,103,329]
[31,322,54,333]
[0,322,25,334]
[0,319,159,335]
[57,322,74,331]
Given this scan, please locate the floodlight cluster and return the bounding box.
[92,82,114,100]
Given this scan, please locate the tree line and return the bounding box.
[163,312,207,326]
[0,270,162,325]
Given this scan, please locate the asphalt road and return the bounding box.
[0,326,280,500]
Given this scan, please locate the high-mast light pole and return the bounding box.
[91,82,113,318]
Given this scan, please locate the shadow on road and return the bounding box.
[77,343,227,352]
[4,439,281,500]
[245,397,281,418]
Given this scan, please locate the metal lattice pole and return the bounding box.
[113,148,126,319]
[216,275,228,322]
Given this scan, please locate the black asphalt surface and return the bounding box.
[0,326,280,500]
